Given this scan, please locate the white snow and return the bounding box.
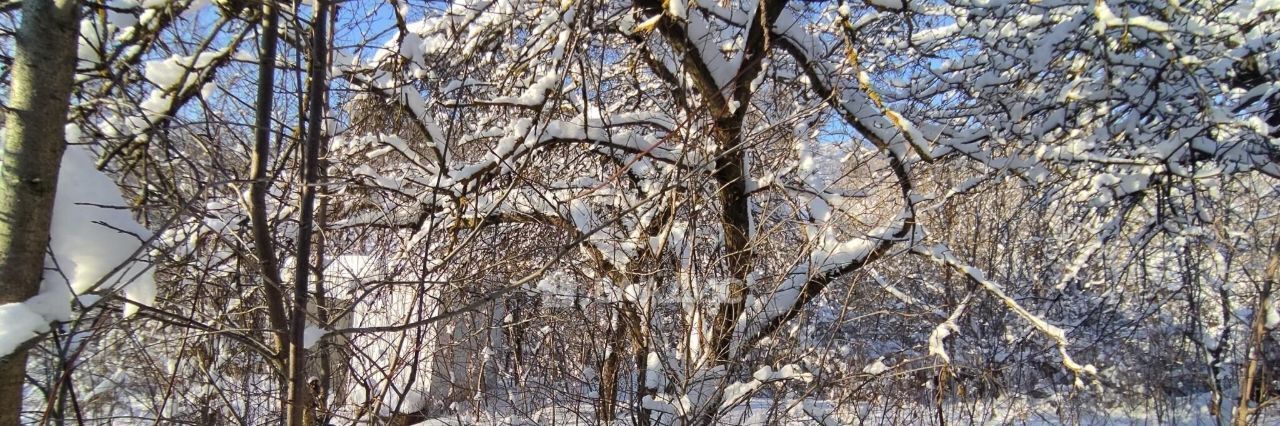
[0,302,51,357]
[1267,296,1280,329]
[1093,0,1170,34]
[144,51,223,89]
[668,0,687,19]
[928,298,966,364]
[0,145,153,357]
[862,357,889,375]
[917,244,1096,378]
[720,364,814,409]
[303,325,328,349]
[646,352,667,390]
[868,0,904,10]
[489,73,561,106]
[49,145,155,315]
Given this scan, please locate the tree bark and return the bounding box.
[624,303,651,426]
[0,0,81,424]
[1235,237,1280,426]
[286,1,330,424]
[598,309,626,422]
[247,1,289,365]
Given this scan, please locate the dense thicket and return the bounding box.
[1,0,1278,424]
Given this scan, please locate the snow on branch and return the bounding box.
[733,211,915,354]
[914,243,1098,385]
[928,294,971,364]
[771,8,939,164]
[0,145,155,358]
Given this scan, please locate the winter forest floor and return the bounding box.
[403,394,1273,425]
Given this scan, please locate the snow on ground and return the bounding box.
[402,394,1271,425]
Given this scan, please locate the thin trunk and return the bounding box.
[310,135,333,425]
[506,300,525,387]
[310,203,331,423]
[482,303,505,403]
[247,1,289,363]
[1235,237,1280,426]
[0,0,81,424]
[310,9,340,424]
[623,303,651,426]
[706,124,751,363]
[286,1,330,424]
[599,310,625,422]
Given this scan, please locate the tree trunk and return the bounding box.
[307,9,341,425]
[1235,237,1280,426]
[623,303,651,426]
[286,1,330,424]
[598,309,626,422]
[0,0,81,424]
[247,0,289,367]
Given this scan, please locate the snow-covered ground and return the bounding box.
[404,394,1270,425]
